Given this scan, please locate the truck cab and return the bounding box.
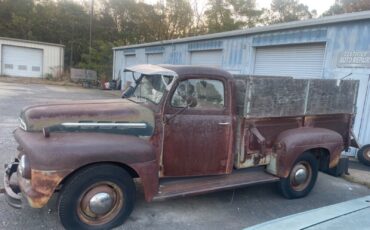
[4,64,358,230]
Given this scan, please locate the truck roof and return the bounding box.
[124,64,233,80]
[159,65,233,80]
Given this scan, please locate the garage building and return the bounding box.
[112,11,370,150]
[0,37,64,78]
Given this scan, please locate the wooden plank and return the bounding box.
[306,79,359,115]
[244,78,308,117]
[234,76,359,118]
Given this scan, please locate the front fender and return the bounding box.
[267,127,344,178]
[14,128,158,206]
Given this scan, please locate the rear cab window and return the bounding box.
[171,79,225,109]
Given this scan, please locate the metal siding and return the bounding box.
[362,79,370,145]
[254,44,326,78]
[357,76,370,145]
[190,50,222,67]
[188,40,223,51]
[323,21,370,75]
[43,45,62,76]
[252,28,327,46]
[114,50,124,80]
[2,45,43,77]
[223,37,250,74]
[169,50,184,65]
[323,21,370,148]
[146,53,163,64]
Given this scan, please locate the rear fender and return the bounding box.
[267,127,344,178]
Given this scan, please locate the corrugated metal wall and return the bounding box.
[113,20,370,147]
[323,21,370,148]
[0,39,64,77]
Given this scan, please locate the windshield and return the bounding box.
[125,74,173,104]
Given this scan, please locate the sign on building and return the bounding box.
[337,51,370,68]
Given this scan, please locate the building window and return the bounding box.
[18,65,27,70]
[4,64,13,69]
[32,66,41,72]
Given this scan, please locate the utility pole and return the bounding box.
[89,0,94,65]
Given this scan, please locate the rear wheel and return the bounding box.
[358,145,370,166]
[58,164,135,230]
[278,152,318,199]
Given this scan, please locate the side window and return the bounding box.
[171,79,224,109]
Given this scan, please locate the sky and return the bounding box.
[143,0,336,15]
[255,0,335,15]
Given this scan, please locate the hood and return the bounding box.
[19,99,155,136]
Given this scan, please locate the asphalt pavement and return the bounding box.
[0,82,369,230]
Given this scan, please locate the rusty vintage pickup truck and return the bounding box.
[4,65,359,229]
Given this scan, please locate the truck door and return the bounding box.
[162,77,233,177]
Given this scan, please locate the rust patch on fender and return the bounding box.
[20,169,71,208]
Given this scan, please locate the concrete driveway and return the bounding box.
[0,82,369,230]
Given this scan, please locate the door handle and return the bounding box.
[218,122,230,126]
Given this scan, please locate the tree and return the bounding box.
[160,0,194,39]
[227,0,262,28]
[78,40,114,79]
[322,0,370,16]
[0,0,35,39]
[189,0,208,35]
[205,0,240,33]
[264,0,316,24]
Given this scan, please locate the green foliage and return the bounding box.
[157,0,194,39]
[44,73,53,80]
[228,0,263,28]
[78,40,114,80]
[264,0,315,24]
[205,0,262,33]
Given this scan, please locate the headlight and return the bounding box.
[18,155,31,179]
[19,117,27,131]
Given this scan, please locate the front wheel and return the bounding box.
[58,164,135,230]
[358,145,370,167]
[278,152,318,199]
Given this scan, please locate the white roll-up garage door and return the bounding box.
[254,43,325,78]
[125,54,136,68]
[190,50,222,67]
[1,45,43,78]
[123,55,136,84]
[147,53,163,64]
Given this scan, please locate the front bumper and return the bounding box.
[4,159,71,209]
[4,161,22,209]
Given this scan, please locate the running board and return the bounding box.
[153,167,279,201]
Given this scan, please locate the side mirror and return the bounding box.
[122,86,135,98]
[186,96,197,108]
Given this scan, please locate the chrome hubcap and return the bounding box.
[365,149,370,160]
[290,161,312,192]
[294,168,308,185]
[78,182,124,225]
[89,192,113,215]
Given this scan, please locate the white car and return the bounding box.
[245,195,370,230]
